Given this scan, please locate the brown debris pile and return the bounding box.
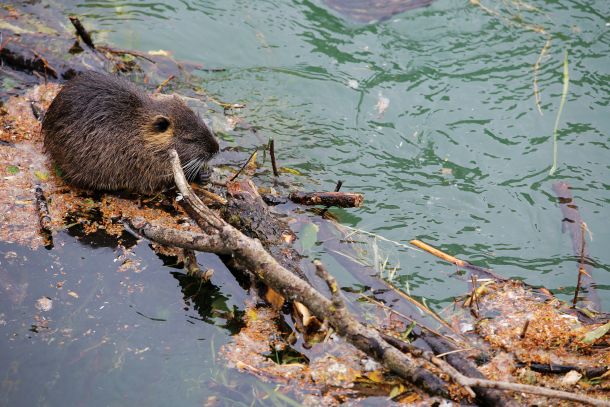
[220,303,440,405]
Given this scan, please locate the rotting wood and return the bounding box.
[289,191,363,208]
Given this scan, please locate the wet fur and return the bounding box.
[42,71,219,194]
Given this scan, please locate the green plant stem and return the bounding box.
[549,50,569,176]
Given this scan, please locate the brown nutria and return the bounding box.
[42,71,219,194]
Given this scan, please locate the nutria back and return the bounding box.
[42,71,219,194]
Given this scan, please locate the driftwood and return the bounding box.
[289,191,364,208]
[125,149,610,407]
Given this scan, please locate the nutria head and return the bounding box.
[146,94,220,181]
[42,71,220,194]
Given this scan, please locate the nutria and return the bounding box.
[42,71,219,194]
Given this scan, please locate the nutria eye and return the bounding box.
[152,115,170,132]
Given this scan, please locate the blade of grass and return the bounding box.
[549,50,569,176]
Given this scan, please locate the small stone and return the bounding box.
[35,297,53,312]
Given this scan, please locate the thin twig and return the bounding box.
[229,149,257,182]
[154,74,175,94]
[269,139,279,177]
[192,185,227,205]
[410,239,506,281]
[573,221,589,307]
[97,45,156,63]
[314,260,344,310]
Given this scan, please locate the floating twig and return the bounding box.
[410,239,506,281]
[318,180,344,218]
[573,221,591,307]
[552,182,600,311]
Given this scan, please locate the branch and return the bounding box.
[126,217,230,255]
[160,149,609,406]
[168,150,450,398]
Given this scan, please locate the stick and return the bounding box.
[533,37,551,115]
[269,139,279,177]
[386,332,517,406]
[154,74,175,94]
[69,16,95,49]
[97,46,156,63]
[34,185,52,232]
[289,191,364,208]
[229,149,257,182]
[573,221,588,307]
[192,185,227,205]
[34,185,53,248]
[515,361,608,378]
[410,239,506,281]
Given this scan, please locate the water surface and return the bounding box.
[2,0,609,405]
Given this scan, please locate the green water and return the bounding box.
[1,0,609,405]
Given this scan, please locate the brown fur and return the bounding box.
[42,71,219,194]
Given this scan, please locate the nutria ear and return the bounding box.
[152,115,170,132]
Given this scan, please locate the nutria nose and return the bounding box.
[209,135,220,156]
